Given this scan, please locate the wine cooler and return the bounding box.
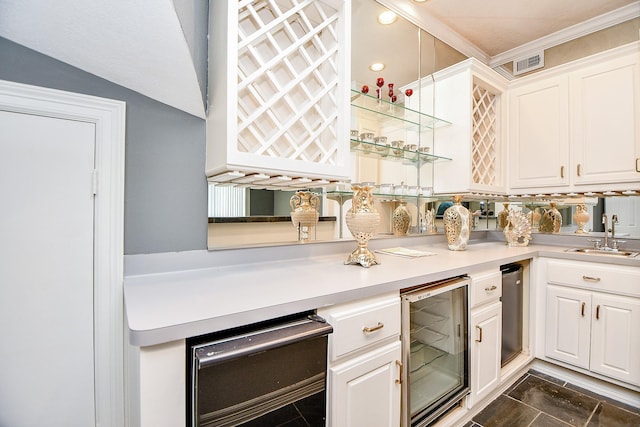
[401,277,470,427]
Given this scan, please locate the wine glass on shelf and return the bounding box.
[376,77,384,107]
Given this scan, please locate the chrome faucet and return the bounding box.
[602,213,609,249]
[610,215,625,249]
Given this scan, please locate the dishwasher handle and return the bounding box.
[195,315,333,368]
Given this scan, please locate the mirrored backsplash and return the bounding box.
[207,185,640,249]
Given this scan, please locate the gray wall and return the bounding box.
[0,37,208,254]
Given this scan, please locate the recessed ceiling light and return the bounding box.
[369,63,385,72]
[377,10,397,25]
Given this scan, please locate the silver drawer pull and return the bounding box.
[582,275,601,282]
[362,322,384,333]
[485,285,497,292]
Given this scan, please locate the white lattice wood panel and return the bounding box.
[471,83,497,186]
[237,0,341,164]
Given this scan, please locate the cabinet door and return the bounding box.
[328,341,401,427]
[545,285,591,369]
[590,293,640,386]
[468,302,502,407]
[571,54,640,185]
[509,76,570,189]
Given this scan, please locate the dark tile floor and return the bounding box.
[465,370,640,427]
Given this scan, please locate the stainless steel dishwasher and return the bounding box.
[188,313,333,427]
[501,263,523,366]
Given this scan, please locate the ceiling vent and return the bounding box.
[513,51,544,76]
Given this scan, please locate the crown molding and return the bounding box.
[379,0,639,70]
[489,2,640,67]
[377,0,491,64]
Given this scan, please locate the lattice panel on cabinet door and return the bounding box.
[236,0,340,166]
[471,83,497,186]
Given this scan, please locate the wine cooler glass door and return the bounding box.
[401,277,470,427]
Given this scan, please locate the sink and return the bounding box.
[566,247,639,258]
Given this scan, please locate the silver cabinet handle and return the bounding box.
[636,158,639,172]
[362,322,384,333]
[582,275,601,282]
[577,163,581,177]
[395,360,403,384]
[581,302,585,317]
[560,166,565,178]
[485,285,497,292]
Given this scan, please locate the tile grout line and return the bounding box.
[525,411,543,427]
[503,393,574,427]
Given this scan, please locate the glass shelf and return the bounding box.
[350,89,451,132]
[326,190,440,204]
[350,139,451,163]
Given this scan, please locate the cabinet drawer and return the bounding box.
[546,259,640,297]
[470,270,502,309]
[318,292,400,361]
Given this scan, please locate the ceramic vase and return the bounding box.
[345,183,381,267]
[392,202,411,236]
[497,203,510,230]
[573,204,590,234]
[443,195,470,251]
[290,190,319,243]
[539,202,562,233]
[503,210,532,247]
[425,206,437,234]
[531,208,542,229]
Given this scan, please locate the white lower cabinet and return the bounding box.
[318,292,402,427]
[328,341,401,427]
[469,302,502,406]
[468,270,502,407]
[545,285,592,369]
[544,259,640,386]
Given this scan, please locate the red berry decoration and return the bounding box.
[405,88,413,97]
[391,95,397,103]
[376,77,384,88]
[361,85,369,94]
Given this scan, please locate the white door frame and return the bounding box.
[0,80,126,426]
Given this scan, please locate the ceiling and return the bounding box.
[412,0,638,56]
[0,0,638,117]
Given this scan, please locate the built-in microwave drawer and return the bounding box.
[546,259,640,297]
[469,270,502,309]
[318,292,400,361]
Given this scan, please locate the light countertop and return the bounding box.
[124,237,639,347]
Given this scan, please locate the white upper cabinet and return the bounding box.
[206,0,351,184]
[571,53,640,186]
[432,59,509,195]
[508,43,640,194]
[509,75,570,189]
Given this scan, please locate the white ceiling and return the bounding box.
[0,0,207,118]
[0,0,638,117]
[412,0,639,57]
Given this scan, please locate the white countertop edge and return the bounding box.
[124,241,640,347]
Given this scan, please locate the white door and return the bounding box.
[328,341,402,427]
[545,285,592,369]
[570,54,640,185]
[508,75,570,190]
[590,293,640,386]
[604,197,640,237]
[469,302,502,407]
[0,110,97,426]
